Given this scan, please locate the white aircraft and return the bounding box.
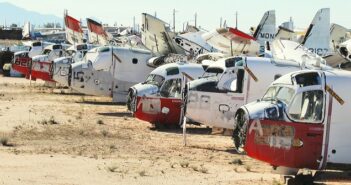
[68,46,155,102]
[52,43,96,87]
[233,68,351,184]
[184,54,328,129]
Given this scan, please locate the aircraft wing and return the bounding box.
[202,27,260,56]
[271,39,327,67]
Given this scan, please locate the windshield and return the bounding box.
[145,74,165,87]
[262,86,295,104]
[202,67,224,78]
[42,49,51,55]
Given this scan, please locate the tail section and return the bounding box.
[141,13,184,56]
[302,8,330,56]
[86,18,109,46]
[253,10,276,51]
[64,11,84,45]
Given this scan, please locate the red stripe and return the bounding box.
[228,28,256,41]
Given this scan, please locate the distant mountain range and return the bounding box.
[0,2,62,27]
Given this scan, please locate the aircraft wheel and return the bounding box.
[286,174,314,185]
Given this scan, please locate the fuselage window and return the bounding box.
[132,58,138,64]
[160,78,181,98]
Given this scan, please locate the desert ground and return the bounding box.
[0,76,351,185]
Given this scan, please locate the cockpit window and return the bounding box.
[189,77,220,92]
[294,72,321,87]
[145,74,165,87]
[53,45,62,50]
[160,78,181,98]
[288,90,324,123]
[43,49,51,55]
[32,42,42,47]
[77,44,88,50]
[225,57,243,68]
[262,86,295,104]
[166,67,179,76]
[98,47,110,53]
[202,67,224,78]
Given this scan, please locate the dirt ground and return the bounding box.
[0,76,350,185]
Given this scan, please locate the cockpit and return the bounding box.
[262,71,325,123]
[144,74,165,87]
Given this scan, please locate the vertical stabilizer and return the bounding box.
[302,8,330,56]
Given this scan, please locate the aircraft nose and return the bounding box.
[127,88,136,111]
[233,109,248,153]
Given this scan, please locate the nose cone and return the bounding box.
[127,83,159,112]
[52,57,73,87]
[69,61,113,96]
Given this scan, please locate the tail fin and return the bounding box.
[253,10,276,46]
[302,8,330,56]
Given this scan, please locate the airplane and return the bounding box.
[51,43,96,87]
[11,41,52,78]
[68,46,156,102]
[183,49,328,129]
[232,68,351,184]
[64,13,189,102]
[27,44,68,82]
[127,62,205,128]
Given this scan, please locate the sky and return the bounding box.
[0,0,350,32]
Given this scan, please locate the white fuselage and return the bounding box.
[186,56,314,129]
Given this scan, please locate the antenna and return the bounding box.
[194,12,197,28]
[154,11,157,17]
[220,17,222,28]
[235,11,238,29]
[173,9,177,32]
[133,16,136,34]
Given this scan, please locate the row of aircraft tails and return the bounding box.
[3,8,351,184]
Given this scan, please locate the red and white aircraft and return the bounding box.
[127,62,205,127]
[233,68,351,182]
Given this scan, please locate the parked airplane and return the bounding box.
[184,52,327,129]
[68,46,155,102]
[127,62,205,127]
[52,43,96,86]
[232,68,350,183]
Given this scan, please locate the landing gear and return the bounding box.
[285,173,314,185]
